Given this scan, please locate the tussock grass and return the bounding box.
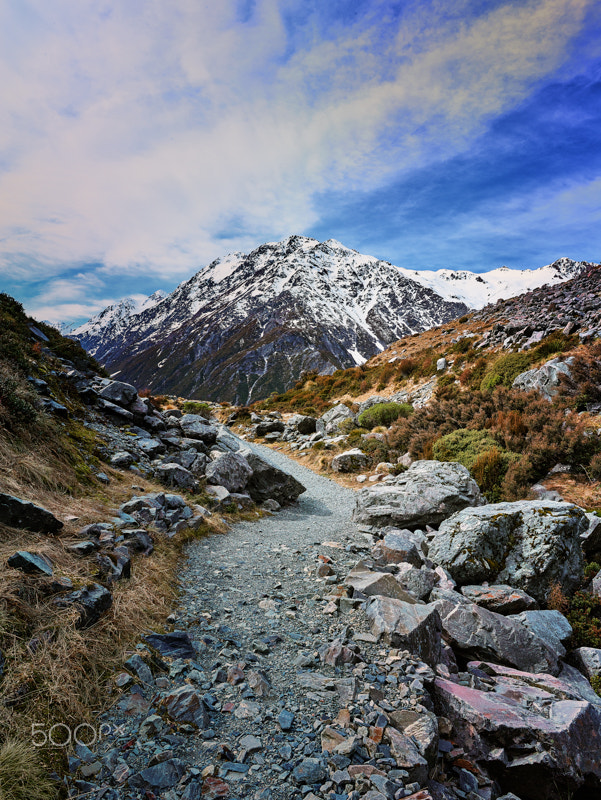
[0,739,57,800]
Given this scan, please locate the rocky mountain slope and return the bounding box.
[72,236,470,404]
[72,237,593,406]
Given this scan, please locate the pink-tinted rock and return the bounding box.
[433,594,560,675]
[365,596,442,666]
[344,561,416,602]
[433,662,601,798]
[460,584,538,614]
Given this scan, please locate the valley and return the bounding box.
[1,257,601,800]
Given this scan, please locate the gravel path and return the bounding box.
[175,442,369,796]
[77,442,434,800]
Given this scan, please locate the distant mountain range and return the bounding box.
[71,236,595,403]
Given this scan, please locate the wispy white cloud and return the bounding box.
[0,0,594,300]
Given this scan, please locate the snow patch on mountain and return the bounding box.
[400,257,591,309]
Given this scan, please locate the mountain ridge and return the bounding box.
[71,235,595,404]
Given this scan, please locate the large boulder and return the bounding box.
[0,494,63,533]
[318,403,357,435]
[255,419,285,437]
[206,452,253,493]
[509,610,572,654]
[433,593,561,674]
[353,461,484,530]
[365,596,443,666]
[569,647,601,681]
[428,501,587,604]
[288,414,317,435]
[512,357,574,401]
[179,415,218,444]
[344,561,416,602]
[331,449,369,473]
[155,463,197,491]
[98,380,138,407]
[244,452,306,505]
[434,661,601,799]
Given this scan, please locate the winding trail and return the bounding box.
[173,442,371,798]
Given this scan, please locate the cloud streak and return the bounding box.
[0,0,598,321]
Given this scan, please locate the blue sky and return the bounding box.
[0,0,600,323]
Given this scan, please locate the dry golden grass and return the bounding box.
[543,474,601,510]
[0,739,57,800]
[0,414,234,795]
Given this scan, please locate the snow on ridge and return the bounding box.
[400,258,589,310]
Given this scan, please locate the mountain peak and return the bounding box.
[71,238,597,404]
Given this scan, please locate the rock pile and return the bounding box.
[471,264,601,350]
[26,362,306,509]
[63,457,601,800]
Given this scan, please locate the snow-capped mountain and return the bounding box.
[72,237,595,404]
[72,291,166,341]
[73,236,467,403]
[402,257,593,309]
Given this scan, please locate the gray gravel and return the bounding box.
[71,443,436,800]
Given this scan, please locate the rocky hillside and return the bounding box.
[243,263,601,507]
[72,236,593,406]
[0,292,307,797]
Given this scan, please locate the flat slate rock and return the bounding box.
[144,630,196,659]
[7,550,53,576]
[0,493,63,533]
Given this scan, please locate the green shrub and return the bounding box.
[437,374,456,388]
[358,402,413,430]
[451,337,473,354]
[432,428,518,499]
[480,353,532,392]
[338,417,358,434]
[432,428,498,467]
[567,591,601,649]
[0,374,38,428]
[182,400,212,418]
[471,447,519,501]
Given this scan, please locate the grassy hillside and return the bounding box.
[0,295,230,797]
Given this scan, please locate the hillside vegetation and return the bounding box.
[250,264,601,504]
[0,294,230,796]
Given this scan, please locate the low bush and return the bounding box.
[432,428,518,499]
[480,352,531,392]
[182,400,212,418]
[358,402,413,430]
[388,385,601,500]
[432,428,499,466]
[567,591,601,649]
[0,372,38,429]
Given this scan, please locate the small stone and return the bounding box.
[239,734,262,752]
[138,714,165,740]
[164,685,210,728]
[7,551,53,576]
[234,700,261,719]
[278,709,294,730]
[291,758,326,785]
